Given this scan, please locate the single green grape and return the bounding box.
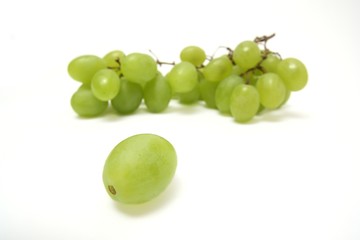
[68,55,107,84]
[232,65,245,75]
[233,41,262,70]
[70,85,108,117]
[178,83,200,104]
[203,56,233,82]
[215,75,244,114]
[144,73,172,113]
[199,76,219,109]
[277,58,308,91]
[256,73,286,109]
[102,134,177,204]
[122,53,158,85]
[260,53,281,73]
[103,50,126,74]
[166,61,198,93]
[230,84,260,123]
[180,46,206,67]
[91,69,121,101]
[111,78,143,114]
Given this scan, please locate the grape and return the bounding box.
[260,53,281,73]
[233,41,262,70]
[178,83,200,104]
[111,78,143,114]
[278,89,291,108]
[68,55,106,84]
[70,85,108,117]
[103,50,125,74]
[256,73,286,109]
[199,76,219,109]
[166,61,198,93]
[102,134,177,204]
[91,69,121,101]
[215,75,244,114]
[230,84,260,122]
[144,73,172,113]
[277,58,308,91]
[232,65,245,75]
[122,53,158,85]
[180,46,206,67]
[248,68,263,86]
[203,56,233,82]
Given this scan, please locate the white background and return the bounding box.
[0,0,359,239]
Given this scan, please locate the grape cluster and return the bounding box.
[68,34,308,123]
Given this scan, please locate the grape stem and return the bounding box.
[156,60,176,66]
[209,46,235,65]
[254,33,276,52]
[241,63,266,84]
[149,49,176,66]
[107,57,122,77]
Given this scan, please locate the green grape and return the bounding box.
[203,56,233,82]
[180,46,206,67]
[248,69,263,86]
[70,85,108,117]
[199,76,219,109]
[166,61,198,93]
[233,41,262,70]
[111,78,143,114]
[91,69,121,101]
[277,58,308,91]
[122,53,158,85]
[232,65,245,75]
[278,89,291,108]
[144,73,172,113]
[102,133,177,204]
[103,50,126,74]
[178,83,200,104]
[256,73,286,109]
[230,84,260,123]
[68,55,107,84]
[215,75,244,114]
[260,53,281,73]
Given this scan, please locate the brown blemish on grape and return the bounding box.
[108,185,116,195]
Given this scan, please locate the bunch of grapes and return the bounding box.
[68,34,308,123]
